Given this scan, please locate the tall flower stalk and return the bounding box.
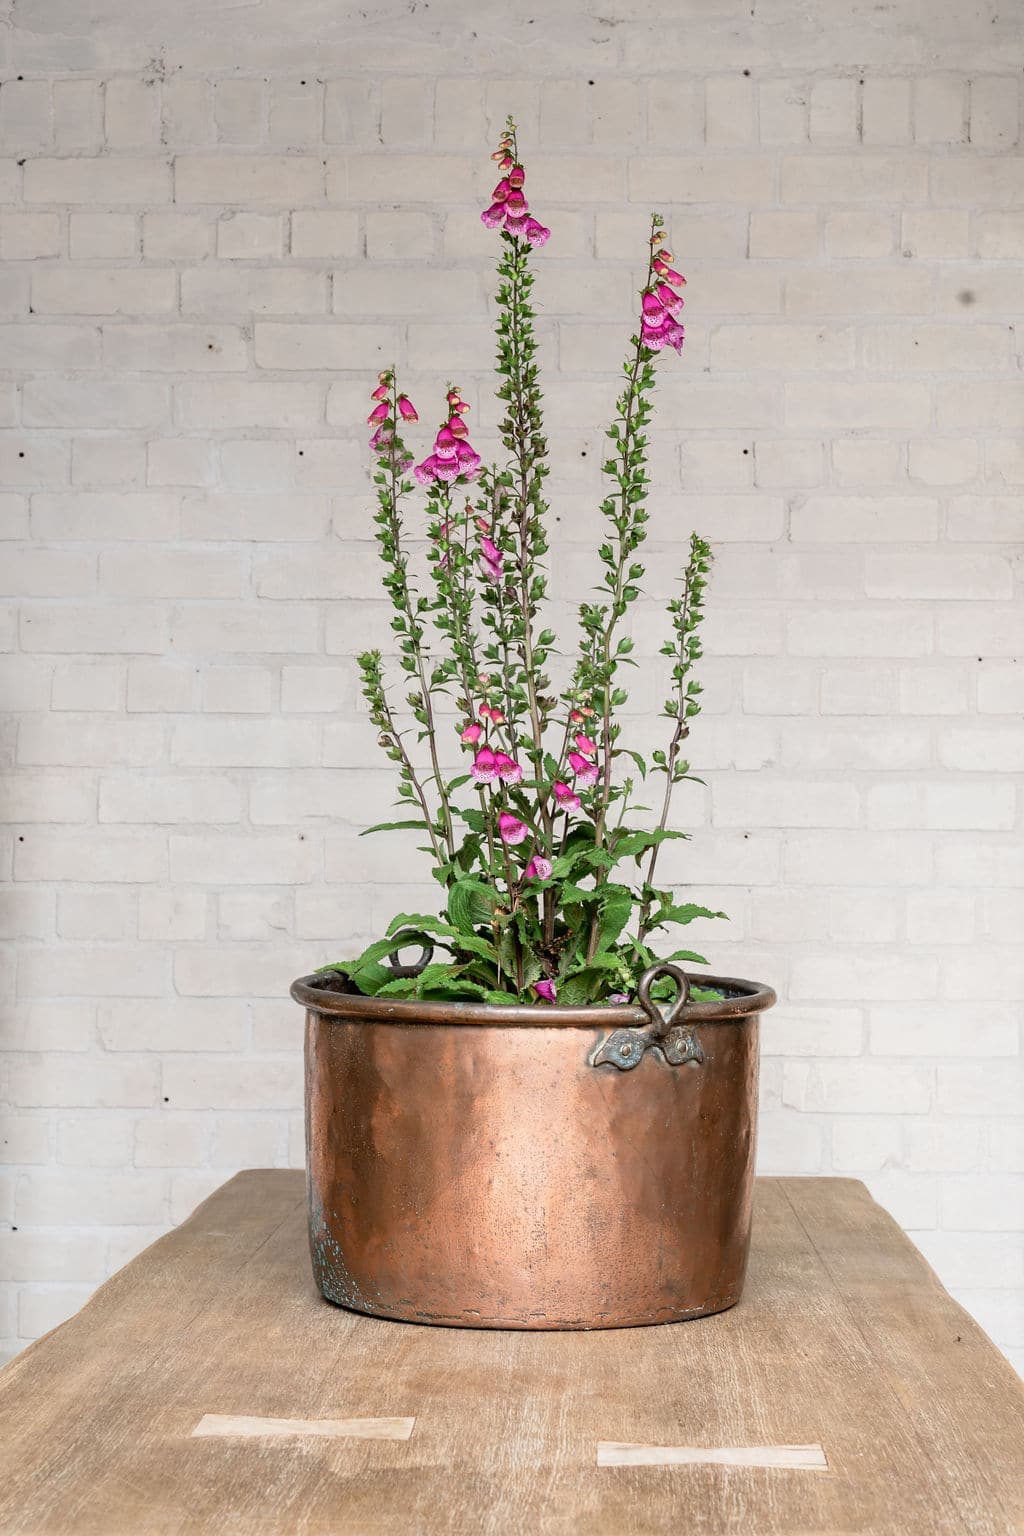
[338,124,722,1008]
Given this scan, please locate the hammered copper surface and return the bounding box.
[295,972,774,1331]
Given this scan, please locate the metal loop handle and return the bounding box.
[386,930,434,976]
[637,962,691,1039]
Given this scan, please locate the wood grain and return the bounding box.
[596,1443,829,1469]
[191,1414,416,1441]
[0,1171,1020,1535]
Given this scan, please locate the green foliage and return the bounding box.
[331,129,728,1006]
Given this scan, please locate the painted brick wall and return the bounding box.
[1,0,1022,1371]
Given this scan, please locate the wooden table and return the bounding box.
[1,1172,1021,1534]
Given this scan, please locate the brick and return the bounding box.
[103,323,248,372]
[58,886,136,940]
[808,78,859,142]
[820,664,897,715]
[915,77,966,143]
[901,209,969,259]
[938,382,1024,432]
[0,772,94,824]
[787,265,926,314]
[0,1232,106,1282]
[98,773,241,824]
[58,1115,133,1167]
[938,726,1024,772]
[169,603,318,657]
[975,213,1024,259]
[161,1058,302,1109]
[138,889,207,942]
[53,80,102,151]
[134,1116,205,1168]
[908,439,978,485]
[32,492,178,541]
[942,1176,1024,1232]
[291,210,358,257]
[100,998,247,1053]
[947,496,1022,543]
[757,81,806,145]
[269,80,322,146]
[171,719,317,767]
[51,659,123,712]
[0,81,52,152]
[978,665,1024,714]
[176,381,322,430]
[713,777,857,828]
[142,211,212,259]
[323,79,378,145]
[161,78,212,147]
[748,211,816,259]
[825,210,895,258]
[202,664,273,713]
[862,79,912,144]
[15,1168,166,1224]
[15,826,165,880]
[181,492,328,540]
[629,156,772,205]
[784,1060,932,1113]
[281,664,354,713]
[711,324,852,371]
[865,551,1011,601]
[781,154,927,203]
[254,322,398,370]
[180,267,325,316]
[0,211,61,259]
[20,605,168,654]
[791,495,938,543]
[869,1003,1017,1058]
[23,378,169,430]
[705,76,754,146]
[213,80,265,143]
[71,438,146,489]
[341,154,479,203]
[931,156,1024,205]
[174,154,323,205]
[170,833,316,884]
[104,78,158,147]
[24,157,171,204]
[898,663,969,715]
[215,211,284,259]
[785,382,930,430]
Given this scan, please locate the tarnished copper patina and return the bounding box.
[292,960,775,1331]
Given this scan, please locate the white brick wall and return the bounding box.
[0,0,1022,1372]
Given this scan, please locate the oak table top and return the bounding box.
[0,1171,1021,1535]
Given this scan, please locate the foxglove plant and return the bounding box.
[335,119,721,1007]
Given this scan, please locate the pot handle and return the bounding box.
[386,929,434,976]
[637,962,691,1039]
[592,962,703,1071]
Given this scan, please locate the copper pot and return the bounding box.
[292,960,775,1331]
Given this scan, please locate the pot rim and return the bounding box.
[291,969,775,1028]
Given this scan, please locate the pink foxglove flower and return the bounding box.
[553,780,581,811]
[574,732,598,757]
[608,992,629,1005]
[480,143,551,243]
[370,382,388,401]
[488,707,505,726]
[471,746,498,783]
[656,281,683,316]
[397,394,418,421]
[414,390,482,485]
[460,721,482,744]
[534,979,557,1002]
[493,751,523,785]
[498,812,528,845]
[369,425,393,451]
[367,401,389,424]
[568,751,599,788]
[525,855,552,880]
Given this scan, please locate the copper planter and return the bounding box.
[292,962,775,1331]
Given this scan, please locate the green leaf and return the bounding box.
[447,878,498,937]
[360,820,429,836]
[611,827,686,860]
[663,949,709,966]
[648,903,726,930]
[594,884,632,954]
